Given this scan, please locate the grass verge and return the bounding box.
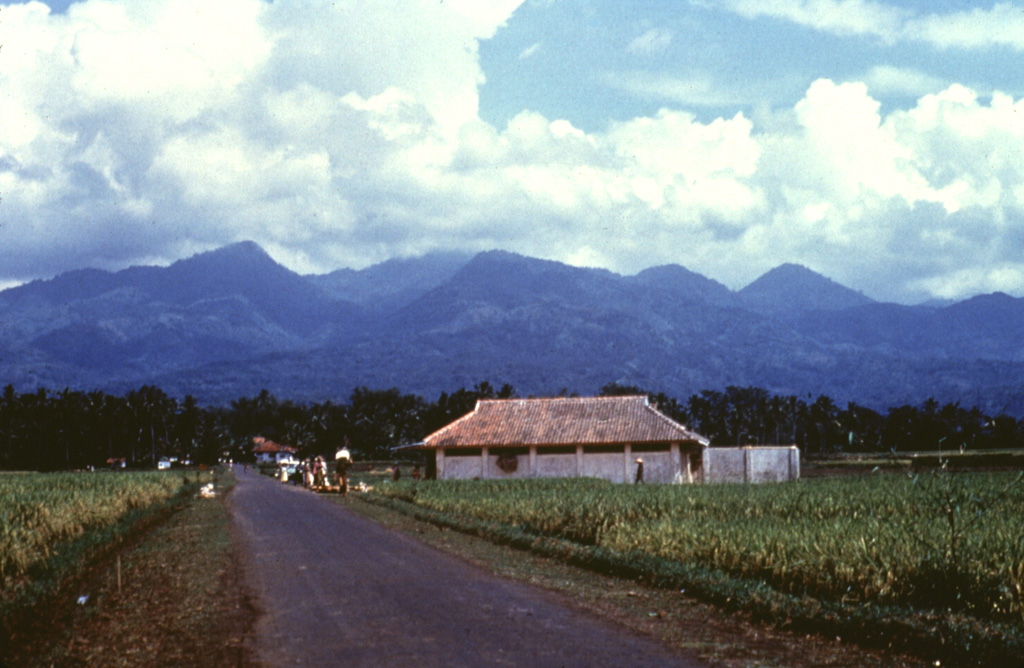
[2,468,255,668]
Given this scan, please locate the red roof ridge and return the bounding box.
[641,400,710,445]
[252,436,297,453]
[423,395,708,448]
[476,394,646,403]
[425,404,486,444]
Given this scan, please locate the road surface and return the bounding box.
[229,468,706,668]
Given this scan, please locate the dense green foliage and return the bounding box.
[377,474,1024,631]
[1,380,1022,471]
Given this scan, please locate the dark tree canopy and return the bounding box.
[0,380,1021,471]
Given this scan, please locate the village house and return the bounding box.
[419,395,709,483]
[417,395,799,484]
[252,437,298,465]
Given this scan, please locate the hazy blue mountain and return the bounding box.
[386,250,630,331]
[936,292,1024,361]
[157,249,1022,416]
[739,263,875,314]
[1,243,1022,416]
[0,242,363,382]
[1,241,348,333]
[308,251,472,311]
[630,264,738,307]
[786,293,1024,362]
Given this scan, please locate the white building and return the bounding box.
[419,395,706,483]
[418,395,798,484]
[252,437,298,465]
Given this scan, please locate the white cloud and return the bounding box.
[0,0,525,276]
[627,27,673,55]
[65,0,271,121]
[859,65,950,98]
[904,3,1024,51]
[909,264,1024,299]
[719,0,905,41]
[518,42,542,59]
[720,0,1024,52]
[2,0,1024,303]
[743,80,1024,299]
[603,71,760,108]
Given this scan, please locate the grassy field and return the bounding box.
[370,470,1024,666]
[2,468,251,667]
[0,469,212,649]
[1,471,207,581]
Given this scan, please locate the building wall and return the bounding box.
[486,448,532,478]
[256,452,296,464]
[636,450,675,484]
[533,452,577,478]
[436,443,697,484]
[580,450,627,483]
[441,449,484,479]
[704,446,799,483]
[435,445,797,483]
[703,448,746,483]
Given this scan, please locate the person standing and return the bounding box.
[313,456,326,489]
[335,448,351,495]
[634,458,644,484]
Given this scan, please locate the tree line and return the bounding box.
[1,381,1021,471]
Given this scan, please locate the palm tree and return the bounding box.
[125,386,176,467]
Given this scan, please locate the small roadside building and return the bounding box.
[419,395,710,484]
[252,437,298,465]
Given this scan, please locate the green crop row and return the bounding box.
[0,471,206,587]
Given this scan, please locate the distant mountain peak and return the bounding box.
[309,250,473,310]
[171,241,274,269]
[758,263,820,281]
[633,264,703,281]
[631,264,736,306]
[461,249,536,269]
[217,239,267,257]
[739,263,874,313]
[452,250,621,287]
[948,291,1023,315]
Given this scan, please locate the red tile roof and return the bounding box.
[252,437,297,454]
[423,396,708,449]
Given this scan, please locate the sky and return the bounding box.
[2,0,1023,303]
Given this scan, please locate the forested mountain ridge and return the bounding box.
[738,263,876,313]
[0,242,1022,416]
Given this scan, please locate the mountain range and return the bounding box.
[1,242,1022,415]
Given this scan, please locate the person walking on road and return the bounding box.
[313,456,326,489]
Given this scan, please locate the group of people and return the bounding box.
[277,449,433,493]
[294,448,351,494]
[296,456,327,489]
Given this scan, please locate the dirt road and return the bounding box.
[229,468,706,668]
